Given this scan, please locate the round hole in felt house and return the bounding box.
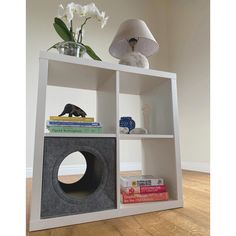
[58,151,87,184]
[57,150,104,199]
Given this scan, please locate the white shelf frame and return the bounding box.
[30,52,183,231]
[40,51,176,80]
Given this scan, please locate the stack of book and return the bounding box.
[120,175,168,204]
[46,116,102,133]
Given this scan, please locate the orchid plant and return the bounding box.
[49,2,109,60]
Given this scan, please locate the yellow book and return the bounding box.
[49,116,94,122]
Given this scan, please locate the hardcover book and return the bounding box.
[121,185,166,195]
[49,116,94,122]
[120,192,169,204]
[120,175,164,187]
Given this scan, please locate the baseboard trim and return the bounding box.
[26,161,209,178]
[26,167,33,178]
[26,162,142,178]
[181,161,210,173]
[120,162,142,171]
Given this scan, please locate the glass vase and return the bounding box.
[57,41,86,57]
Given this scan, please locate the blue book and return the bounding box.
[47,120,100,127]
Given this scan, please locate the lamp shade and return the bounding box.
[109,19,159,59]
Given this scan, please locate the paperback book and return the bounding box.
[47,126,102,133]
[121,185,166,195]
[120,192,169,204]
[47,120,100,126]
[49,116,94,122]
[120,175,164,188]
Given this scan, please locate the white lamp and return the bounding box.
[109,19,159,69]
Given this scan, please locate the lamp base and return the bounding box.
[119,52,149,69]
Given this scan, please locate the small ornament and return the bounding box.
[59,103,87,117]
[119,117,136,132]
[119,127,129,134]
[129,128,148,134]
[142,104,151,133]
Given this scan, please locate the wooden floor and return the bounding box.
[26,170,210,236]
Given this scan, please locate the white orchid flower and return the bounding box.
[75,4,84,16]
[82,3,100,18]
[58,4,65,18]
[65,2,76,22]
[80,3,109,28]
[101,16,109,28]
[97,11,109,28]
[57,2,77,23]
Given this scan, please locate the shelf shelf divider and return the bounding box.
[120,134,174,140]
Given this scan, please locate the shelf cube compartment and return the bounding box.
[41,137,117,218]
[45,60,117,134]
[141,138,179,201]
[119,71,174,135]
[119,138,179,202]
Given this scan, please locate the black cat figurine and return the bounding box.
[58,104,87,117]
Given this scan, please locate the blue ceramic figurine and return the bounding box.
[119,117,136,132]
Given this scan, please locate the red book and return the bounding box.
[121,185,166,195]
[121,192,169,204]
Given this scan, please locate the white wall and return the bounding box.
[167,0,210,172]
[26,0,210,174]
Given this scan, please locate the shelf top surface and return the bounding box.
[40,51,176,79]
[44,133,174,139]
[44,132,174,140]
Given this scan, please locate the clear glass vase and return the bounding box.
[57,41,86,57]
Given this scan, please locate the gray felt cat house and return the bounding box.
[41,137,117,218]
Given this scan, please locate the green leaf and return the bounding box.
[54,18,74,41]
[84,45,102,61]
[47,42,61,51]
[54,17,69,32]
[53,17,74,41]
[53,23,72,41]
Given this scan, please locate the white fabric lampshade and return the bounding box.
[109,19,159,59]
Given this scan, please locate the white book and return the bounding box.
[120,175,164,188]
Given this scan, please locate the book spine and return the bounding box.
[121,185,166,195]
[47,126,102,133]
[121,192,169,204]
[121,178,164,187]
[47,121,100,126]
[49,116,94,122]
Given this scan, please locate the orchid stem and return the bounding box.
[70,20,73,40]
[77,17,91,43]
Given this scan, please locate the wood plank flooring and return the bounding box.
[26,170,210,236]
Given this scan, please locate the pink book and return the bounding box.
[121,185,166,195]
[121,192,169,204]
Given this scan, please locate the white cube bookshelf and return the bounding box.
[30,51,183,231]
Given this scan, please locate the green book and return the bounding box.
[47,126,102,133]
